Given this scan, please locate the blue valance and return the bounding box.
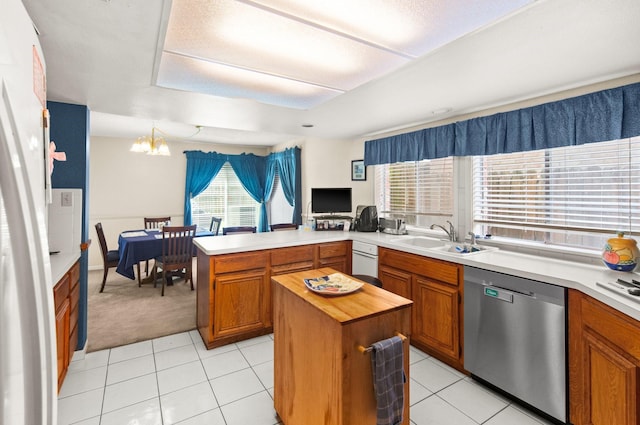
[183,147,302,231]
[365,82,640,165]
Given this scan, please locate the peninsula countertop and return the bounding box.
[193,229,640,321]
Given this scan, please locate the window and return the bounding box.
[472,137,640,250]
[268,170,294,225]
[374,157,453,227]
[191,163,259,229]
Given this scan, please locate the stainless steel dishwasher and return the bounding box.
[464,266,567,424]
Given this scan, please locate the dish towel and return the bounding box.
[371,335,405,425]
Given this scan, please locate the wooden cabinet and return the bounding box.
[53,260,80,392]
[273,268,412,425]
[569,289,640,425]
[317,240,351,273]
[412,277,459,361]
[378,265,412,299]
[68,261,80,363]
[214,269,270,338]
[197,241,352,349]
[198,250,270,348]
[379,247,463,370]
[55,297,69,390]
[271,245,315,276]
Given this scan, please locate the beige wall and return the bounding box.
[272,137,374,224]
[89,136,270,268]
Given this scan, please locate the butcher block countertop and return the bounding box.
[272,267,413,324]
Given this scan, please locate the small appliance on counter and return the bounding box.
[379,217,407,235]
[353,205,378,232]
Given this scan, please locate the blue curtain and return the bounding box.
[228,153,269,232]
[268,147,300,224]
[365,82,640,165]
[184,148,301,230]
[183,151,227,225]
[264,156,278,228]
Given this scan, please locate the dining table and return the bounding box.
[116,227,214,281]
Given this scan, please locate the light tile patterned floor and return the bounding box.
[58,332,556,425]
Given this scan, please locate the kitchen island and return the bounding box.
[272,268,412,425]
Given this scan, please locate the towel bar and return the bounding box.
[357,333,407,354]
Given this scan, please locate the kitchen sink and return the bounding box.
[430,244,498,255]
[393,236,448,249]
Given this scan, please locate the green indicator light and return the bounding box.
[485,288,499,297]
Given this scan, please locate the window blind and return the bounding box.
[375,157,453,226]
[191,163,259,229]
[472,137,640,249]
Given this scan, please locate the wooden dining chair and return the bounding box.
[152,225,197,296]
[209,216,222,235]
[222,226,257,235]
[95,222,120,293]
[270,223,298,231]
[142,216,171,278]
[144,216,171,229]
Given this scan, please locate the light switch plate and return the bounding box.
[61,191,73,207]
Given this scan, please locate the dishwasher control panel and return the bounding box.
[352,240,378,256]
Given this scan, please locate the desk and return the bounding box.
[117,228,212,280]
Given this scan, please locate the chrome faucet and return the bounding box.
[430,220,456,242]
[468,231,477,245]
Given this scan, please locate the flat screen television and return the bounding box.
[311,187,352,214]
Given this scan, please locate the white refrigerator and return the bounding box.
[0,0,57,424]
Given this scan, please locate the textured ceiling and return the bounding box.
[157,0,532,109]
[22,0,640,146]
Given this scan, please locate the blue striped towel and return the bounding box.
[371,335,405,425]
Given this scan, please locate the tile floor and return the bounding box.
[58,331,556,425]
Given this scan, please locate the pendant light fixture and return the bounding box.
[130,125,202,156]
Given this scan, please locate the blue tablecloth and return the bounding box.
[116,228,213,280]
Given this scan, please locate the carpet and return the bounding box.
[86,264,197,352]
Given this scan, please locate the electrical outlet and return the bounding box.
[61,191,73,207]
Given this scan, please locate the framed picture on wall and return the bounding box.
[351,159,366,181]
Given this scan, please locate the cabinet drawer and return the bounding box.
[69,261,80,289]
[272,261,314,276]
[53,274,70,311]
[271,245,314,266]
[380,248,459,286]
[318,241,348,259]
[418,260,459,286]
[215,251,269,274]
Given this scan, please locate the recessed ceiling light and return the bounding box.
[431,108,453,115]
[302,124,314,128]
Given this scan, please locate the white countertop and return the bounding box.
[194,230,640,321]
[49,250,81,286]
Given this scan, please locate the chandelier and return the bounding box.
[130,125,202,156]
[130,127,171,156]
